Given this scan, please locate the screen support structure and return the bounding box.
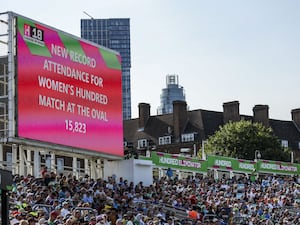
[7,11,15,138]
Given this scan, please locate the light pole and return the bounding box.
[254,150,261,162]
[254,150,261,179]
[201,140,207,160]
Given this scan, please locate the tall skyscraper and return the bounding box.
[81,18,131,120]
[157,74,186,115]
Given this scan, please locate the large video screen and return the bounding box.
[16,15,123,156]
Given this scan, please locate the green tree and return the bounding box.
[204,120,290,161]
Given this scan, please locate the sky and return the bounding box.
[2,0,300,121]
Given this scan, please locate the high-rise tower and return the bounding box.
[81,18,131,120]
[157,74,186,115]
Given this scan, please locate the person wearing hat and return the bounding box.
[122,214,128,225]
[96,214,108,225]
[60,201,71,218]
[73,209,82,223]
[19,220,29,225]
[65,216,78,225]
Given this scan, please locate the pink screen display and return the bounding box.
[16,16,123,156]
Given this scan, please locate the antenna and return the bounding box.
[83,11,94,19]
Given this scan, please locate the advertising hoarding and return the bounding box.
[150,153,300,176]
[152,152,207,172]
[16,15,123,156]
[207,155,256,173]
[258,160,299,175]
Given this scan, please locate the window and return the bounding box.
[158,136,171,145]
[57,158,64,174]
[181,133,195,142]
[281,140,288,148]
[137,139,148,149]
[6,152,12,171]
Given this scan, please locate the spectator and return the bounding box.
[9,170,300,225]
[48,211,58,225]
[61,201,71,218]
[166,168,173,180]
[116,218,124,225]
[38,218,47,225]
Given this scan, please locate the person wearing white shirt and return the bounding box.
[60,201,71,218]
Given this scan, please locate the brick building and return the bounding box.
[124,100,300,159]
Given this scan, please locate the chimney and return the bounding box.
[138,103,150,128]
[291,108,300,129]
[253,105,269,127]
[173,100,187,143]
[223,101,240,123]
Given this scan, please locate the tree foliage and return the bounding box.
[204,120,291,161]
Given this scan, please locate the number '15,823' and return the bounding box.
[65,120,87,134]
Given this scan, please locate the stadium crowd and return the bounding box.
[7,167,300,225]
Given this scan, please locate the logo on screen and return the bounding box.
[23,24,45,46]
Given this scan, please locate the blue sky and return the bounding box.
[2,0,300,120]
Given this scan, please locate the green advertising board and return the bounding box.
[207,155,256,174]
[149,152,300,176]
[258,160,300,175]
[151,152,207,173]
